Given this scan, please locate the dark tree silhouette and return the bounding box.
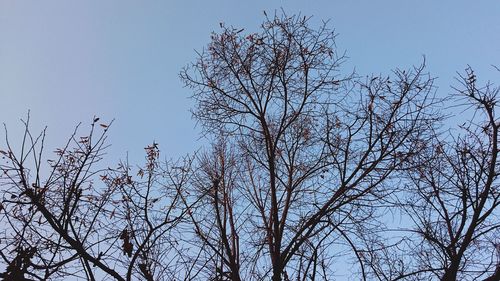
[0,117,193,280]
[377,68,499,281]
[180,12,440,281]
[408,68,500,281]
[1,11,498,281]
[356,68,500,281]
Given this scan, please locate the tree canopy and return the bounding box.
[0,12,498,281]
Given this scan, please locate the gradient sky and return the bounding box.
[1,1,499,164]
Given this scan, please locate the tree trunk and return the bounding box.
[441,260,460,281]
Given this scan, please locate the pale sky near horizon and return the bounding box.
[1,1,500,164]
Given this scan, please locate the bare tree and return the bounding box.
[179,137,244,281]
[0,116,192,280]
[376,67,500,281]
[181,11,439,281]
[2,11,497,281]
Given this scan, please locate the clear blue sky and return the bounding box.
[1,1,499,164]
